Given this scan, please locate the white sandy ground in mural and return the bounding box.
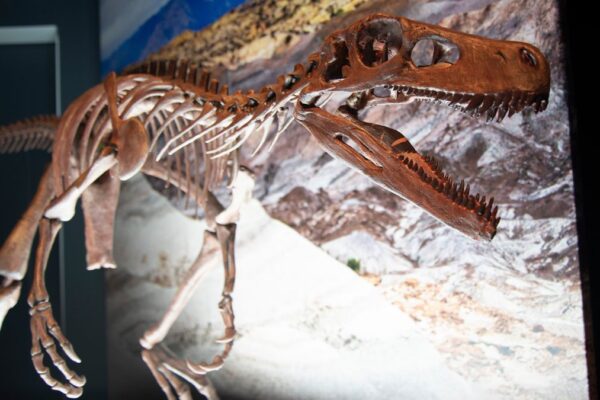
[108,176,587,399]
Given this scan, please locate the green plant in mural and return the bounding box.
[347,258,361,273]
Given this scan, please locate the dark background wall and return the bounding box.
[561,2,599,395]
[0,0,106,398]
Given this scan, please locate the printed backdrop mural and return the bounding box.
[100,0,245,75]
[101,0,588,399]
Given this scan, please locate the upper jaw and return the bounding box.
[308,14,550,115]
[362,84,549,123]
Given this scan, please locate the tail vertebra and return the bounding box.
[0,115,58,154]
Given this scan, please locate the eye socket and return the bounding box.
[411,36,460,67]
[356,18,403,67]
[411,39,435,67]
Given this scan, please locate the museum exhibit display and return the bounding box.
[0,0,589,399]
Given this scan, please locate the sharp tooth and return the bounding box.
[466,94,484,110]
[516,93,529,112]
[478,96,495,114]
[491,205,498,220]
[485,197,495,220]
[477,204,485,216]
[449,93,464,105]
[533,94,544,111]
[494,216,501,228]
[486,106,499,122]
[458,179,465,194]
[465,184,470,197]
[451,189,458,201]
[484,204,492,220]
[468,196,475,209]
[509,93,522,109]
[496,106,508,122]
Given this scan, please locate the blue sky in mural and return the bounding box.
[100,0,245,76]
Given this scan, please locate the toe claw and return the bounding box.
[30,304,85,396]
[187,355,224,374]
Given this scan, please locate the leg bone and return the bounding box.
[214,167,255,225]
[140,230,221,349]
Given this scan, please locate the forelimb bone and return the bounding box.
[0,164,55,280]
[81,170,121,270]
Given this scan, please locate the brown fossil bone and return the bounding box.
[0,13,549,400]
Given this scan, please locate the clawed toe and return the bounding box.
[142,346,219,400]
[30,301,85,396]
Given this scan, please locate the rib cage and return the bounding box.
[0,115,58,154]
[50,75,236,214]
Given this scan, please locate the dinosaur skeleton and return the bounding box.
[0,14,549,399]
